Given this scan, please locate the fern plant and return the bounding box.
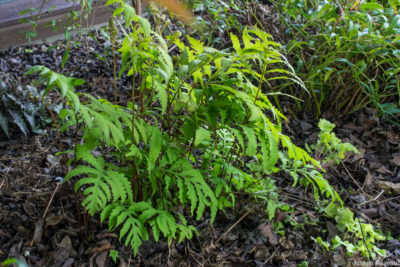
[312,119,359,166]
[28,1,346,256]
[0,80,51,138]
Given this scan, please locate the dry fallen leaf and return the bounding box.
[86,242,112,255]
[375,166,393,175]
[288,250,307,261]
[257,223,279,246]
[364,170,373,186]
[45,214,63,228]
[279,237,294,250]
[252,245,271,260]
[377,181,400,195]
[95,250,109,267]
[58,235,77,257]
[390,153,400,167]
[32,219,44,244]
[361,208,379,219]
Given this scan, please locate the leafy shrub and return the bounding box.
[271,0,400,120]
[0,80,51,138]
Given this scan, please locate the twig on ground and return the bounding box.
[216,208,253,243]
[42,182,60,219]
[0,167,11,189]
[340,160,374,200]
[264,245,280,264]
[358,190,384,207]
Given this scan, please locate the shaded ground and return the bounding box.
[1,21,400,267]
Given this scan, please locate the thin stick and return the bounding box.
[340,160,373,200]
[357,190,384,207]
[42,182,60,219]
[0,167,11,189]
[216,208,253,243]
[264,245,280,264]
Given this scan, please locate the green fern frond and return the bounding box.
[154,80,168,114]
[194,127,211,146]
[157,47,173,81]
[156,211,177,239]
[126,143,143,160]
[180,168,218,222]
[75,145,104,171]
[0,113,9,138]
[150,220,161,242]
[260,131,279,173]
[135,118,148,144]
[230,128,245,153]
[75,176,110,215]
[242,126,257,157]
[185,179,198,216]
[102,202,154,255]
[148,127,162,166]
[186,36,204,54]
[69,161,132,216]
[177,178,187,205]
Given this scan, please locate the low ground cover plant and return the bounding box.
[0,80,52,138]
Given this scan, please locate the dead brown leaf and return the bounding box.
[364,170,373,186]
[288,251,307,261]
[376,166,393,175]
[45,214,63,228]
[353,148,366,162]
[58,236,77,258]
[276,251,291,260]
[95,250,109,267]
[279,237,294,250]
[361,208,379,219]
[390,153,400,167]
[252,245,271,260]
[274,210,287,223]
[86,242,111,255]
[32,219,44,244]
[377,181,400,195]
[257,223,279,246]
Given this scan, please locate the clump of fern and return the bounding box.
[28,1,345,257]
[0,80,51,138]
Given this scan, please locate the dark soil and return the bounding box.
[1,21,400,267]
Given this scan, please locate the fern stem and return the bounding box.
[74,191,83,240]
[166,83,171,133]
[131,71,139,201]
[254,79,264,105]
[112,43,117,104]
[220,138,238,178]
[214,127,218,150]
[73,113,80,163]
[83,208,89,240]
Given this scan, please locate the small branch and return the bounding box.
[357,190,384,207]
[216,208,253,243]
[264,245,280,264]
[42,182,60,219]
